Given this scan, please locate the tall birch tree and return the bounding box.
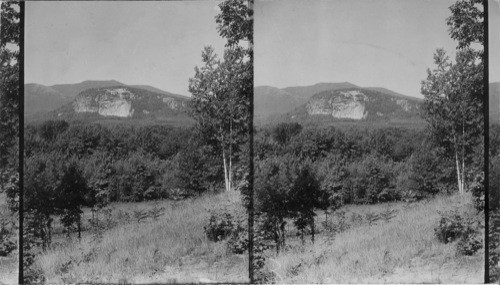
[188,0,252,192]
[421,0,484,194]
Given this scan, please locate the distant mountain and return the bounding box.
[491,82,500,124]
[254,82,362,119]
[265,87,423,127]
[283,82,359,104]
[28,86,193,126]
[24,80,188,116]
[254,82,423,122]
[364,87,421,101]
[24,83,71,115]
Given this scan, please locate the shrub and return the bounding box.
[470,172,484,212]
[0,221,16,256]
[456,233,482,256]
[322,210,350,234]
[434,209,480,256]
[204,211,235,242]
[226,221,248,254]
[434,210,467,243]
[489,211,500,282]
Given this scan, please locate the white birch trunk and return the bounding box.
[455,151,463,194]
[229,120,233,191]
[461,120,466,193]
[223,150,229,192]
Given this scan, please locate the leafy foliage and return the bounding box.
[204,211,236,242]
[489,211,500,282]
[434,210,478,246]
[0,218,16,256]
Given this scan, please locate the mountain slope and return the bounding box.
[254,86,298,119]
[267,87,423,127]
[254,82,424,124]
[24,80,188,116]
[24,83,71,115]
[283,82,360,103]
[29,86,193,126]
[255,82,362,119]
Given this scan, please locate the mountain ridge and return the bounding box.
[25,80,188,116]
[254,82,423,121]
[26,85,194,126]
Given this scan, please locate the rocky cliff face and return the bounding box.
[289,88,422,124]
[306,90,368,119]
[72,87,187,118]
[74,88,135,117]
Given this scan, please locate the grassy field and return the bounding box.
[263,192,483,283]
[36,190,249,283]
[35,191,482,283]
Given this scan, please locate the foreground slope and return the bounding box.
[266,193,482,283]
[36,191,248,283]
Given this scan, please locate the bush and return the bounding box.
[489,211,500,282]
[322,210,350,233]
[434,210,467,243]
[0,222,16,256]
[456,233,482,256]
[434,210,480,256]
[470,172,484,212]
[204,211,235,242]
[227,223,248,254]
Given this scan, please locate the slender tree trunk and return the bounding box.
[301,228,304,245]
[229,120,233,191]
[275,220,280,254]
[47,217,52,248]
[222,150,229,192]
[461,121,466,192]
[311,216,315,244]
[229,155,232,191]
[455,151,463,193]
[453,134,463,194]
[78,214,82,241]
[280,220,286,251]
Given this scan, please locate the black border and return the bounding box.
[484,0,490,283]
[15,0,494,283]
[18,1,25,284]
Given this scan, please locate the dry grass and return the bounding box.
[35,191,483,283]
[264,193,483,283]
[36,190,249,283]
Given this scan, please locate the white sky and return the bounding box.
[25,1,226,96]
[255,0,500,98]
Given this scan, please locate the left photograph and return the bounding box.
[23,1,252,283]
[0,1,20,284]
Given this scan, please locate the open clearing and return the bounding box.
[35,191,482,283]
[265,193,482,283]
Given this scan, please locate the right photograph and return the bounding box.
[253,0,487,283]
